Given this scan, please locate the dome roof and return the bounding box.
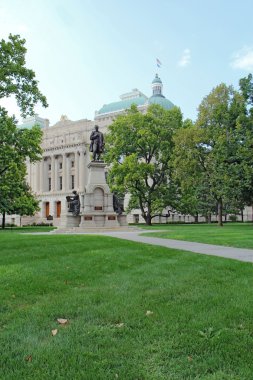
[148,95,174,110]
[152,74,162,84]
[97,96,147,115]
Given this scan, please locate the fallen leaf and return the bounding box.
[115,323,124,328]
[188,355,193,362]
[25,355,32,362]
[57,318,68,325]
[146,310,153,316]
[51,329,58,336]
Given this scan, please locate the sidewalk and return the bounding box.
[50,228,253,263]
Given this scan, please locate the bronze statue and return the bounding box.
[66,191,80,216]
[90,125,104,161]
[113,193,124,215]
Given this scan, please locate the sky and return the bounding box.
[0,0,253,125]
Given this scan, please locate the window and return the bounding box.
[59,176,62,190]
[48,164,51,171]
[71,175,74,189]
[71,160,75,168]
[59,162,62,170]
[48,177,51,191]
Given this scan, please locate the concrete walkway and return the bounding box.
[50,228,253,263]
[96,230,253,263]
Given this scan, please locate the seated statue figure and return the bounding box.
[66,191,80,216]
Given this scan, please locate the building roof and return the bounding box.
[148,95,174,110]
[19,115,49,129]
[97,95,147,115]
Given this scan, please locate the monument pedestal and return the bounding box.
[60,161,127,230]
[59,212,81,228]
[80,161,121,228]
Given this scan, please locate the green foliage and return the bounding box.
[0,34,47,226]
[172,79,253,226]
[105,104,182,224]
[0,34,48,117]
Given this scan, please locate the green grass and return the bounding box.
[0,226,56,233]
[1,233,253,379]
[140,223,253,249]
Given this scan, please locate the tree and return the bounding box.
[0,34,48,117]
[0,107,43,179]
[0,34,47,227]
[172,122,216,223]
[12,187,40,226]
[0,162,40,228]
[173,83,247,226]
[105,104,182,225]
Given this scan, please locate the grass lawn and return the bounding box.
[0,226,56,233]
[0,233,253,379]
[140,223,253,249]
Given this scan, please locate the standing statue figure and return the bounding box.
[89,125,104,161]
[66,191,80,216]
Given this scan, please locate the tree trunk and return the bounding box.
[241,209,244,223]
[194,214,199,223]
[217,199,223,227]
[206,213,212,224]
[2,211,6,229]
[145,213,152,226]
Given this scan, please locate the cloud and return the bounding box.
[178,48,191,67]
[231,47,253,71]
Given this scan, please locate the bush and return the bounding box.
[25,222,53,227]
[229,215,237,222]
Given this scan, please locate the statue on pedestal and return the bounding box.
[89,125,104,161]
[66,191,80,216]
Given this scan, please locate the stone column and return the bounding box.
[54,156,58,191]
[40,160,44,192]
[66,154,70,192]
[51,155,55,191]
[43,159,48,192]
[62,154,66,192]
[75,151,79,190]
[36,161,41,192]
[79,148,87,192]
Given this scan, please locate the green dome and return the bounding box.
[97,96,147,115]
[148,95,174,110]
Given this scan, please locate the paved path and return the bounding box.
[100,231,253,263]
[49,228,253,263]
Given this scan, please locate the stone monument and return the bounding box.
[60,126,127,229]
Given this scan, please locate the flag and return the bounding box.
[156,58,162,68]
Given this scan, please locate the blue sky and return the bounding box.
[0,0,253,125]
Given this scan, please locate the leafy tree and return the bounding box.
[0,34,48,117]
[172,122,216,222]
[0,162,40,228]
[105,104,182,225]
[0,34,47,227]
[173,83,247,226]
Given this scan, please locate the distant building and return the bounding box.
[19,114,49,129]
